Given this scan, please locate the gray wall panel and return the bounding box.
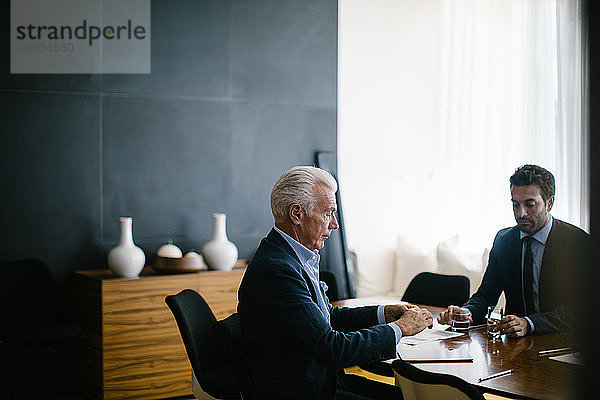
[229,102,337,236]
[102,0,230,97]
[0,92,100,261]
[1,0,337,292]
[231,0,337,106]
[101,96,231,242]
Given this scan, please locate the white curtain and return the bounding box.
[338,0,588,297]
[438,0,588,250]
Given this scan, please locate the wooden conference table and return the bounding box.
[333,297,578,400]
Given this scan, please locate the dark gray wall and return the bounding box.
[1,0,338,292]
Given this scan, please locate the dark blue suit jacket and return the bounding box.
[463,218,589,333]
[238,229,396,399]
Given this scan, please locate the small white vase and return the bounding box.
[108,217,146,278]
[202,213,238,271]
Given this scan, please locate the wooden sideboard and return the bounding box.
[73,264,246,400]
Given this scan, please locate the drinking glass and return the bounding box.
[451,307,471,332]
[487,306,502,340]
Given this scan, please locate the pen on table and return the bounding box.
[468,323,487,330]
[477,369,514,383]
[537,347,573,355]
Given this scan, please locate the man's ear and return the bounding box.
[546,195,555,212]
[289,204,303,225]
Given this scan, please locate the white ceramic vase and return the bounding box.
[108,217,146,278]
[202,213,238,271]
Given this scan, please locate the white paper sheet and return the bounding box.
[399,327,464,345]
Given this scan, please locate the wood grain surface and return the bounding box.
[335,296,578,400]
[74,265,246,400]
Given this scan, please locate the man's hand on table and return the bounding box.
[437,305,473,325]
[393,307,434,336]
[384,303,420,323]
[437,306,530,337]
[495,315,531,337]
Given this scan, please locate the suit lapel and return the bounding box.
[507,227,522,284]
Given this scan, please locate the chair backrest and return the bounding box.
[0,259,85,398]
[0,258,85,347]
[391,359,484,400]
[165,289,240,399]
[0,259,61,324]
[401,272,470,308]
[214,313,255,400]
[319,271,340,302]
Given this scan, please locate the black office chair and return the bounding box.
[391,359,484,400]
[165,289,241,400]
[214,313,256,400]
[401,272,470,308]
[0,258,85,399]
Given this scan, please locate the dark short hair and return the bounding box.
[509,164,555,203]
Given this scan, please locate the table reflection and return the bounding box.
[334,298,578,400]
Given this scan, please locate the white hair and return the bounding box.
[270,166,338,222]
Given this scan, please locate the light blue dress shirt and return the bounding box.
[520,216,553,333]
[273,226,402,343]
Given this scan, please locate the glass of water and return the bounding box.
[451,307,471,332]
[487,306,502,340]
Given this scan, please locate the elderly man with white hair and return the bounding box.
[238,166,433,399]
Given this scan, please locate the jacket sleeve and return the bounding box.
[529,306,576,334]
[263,262,396,368]
[463,233,504,324]
[329,304,382,332]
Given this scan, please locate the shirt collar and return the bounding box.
[273,226,319,266]
[520,215,553,245]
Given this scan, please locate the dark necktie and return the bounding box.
[522,236,535,315]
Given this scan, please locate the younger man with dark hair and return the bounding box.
[438,164,589,337]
